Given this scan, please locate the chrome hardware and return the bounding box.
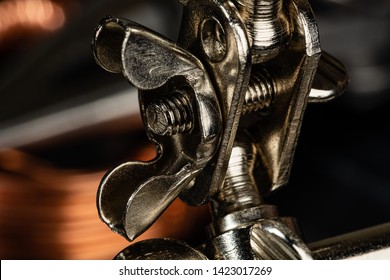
[204,134,312,260]
[233,0,292,63]
[178,0,252,205]
[93,16,222,241]
[92,0,352,259]
[242,69,275,114]
[115,239,208,260]
[309,223,390,260]
[145,91,194,136]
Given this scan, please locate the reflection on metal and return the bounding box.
[91,0,366,260]
[204,135,312,260]
[309,223,390,260]
[177,0,251,205]
[243,0,322,194]
[309,51,349,103]
[115,238,208,260]
[93,16,222,241]
[234,0,292,63]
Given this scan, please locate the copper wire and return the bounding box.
[0,148,208,259]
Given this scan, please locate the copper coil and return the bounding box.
[0,148,209,259]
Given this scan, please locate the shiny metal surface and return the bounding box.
[115,238,208,260]
[250,219,312,259]
[309,223,390,260]
[1,0,389,261]
[244,0,322,194]
[206,205,279,237]
[204,135,312,260]
[242,68,275,114]
[92,0,351,260]
[145,91,194,136]
[234,0,292,63]
[309,51,349,103]
[93,16,222,241]
[178,0,251,205]
[211,134,263,218]
[205,219,312,260]
[178,0,348,203]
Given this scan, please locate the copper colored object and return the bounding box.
[0,0,66,47]
[0,149,208,259]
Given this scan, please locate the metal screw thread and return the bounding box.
[212,137,262,218]
[242,69,275,114]
[146,91,194,136]
[234,0,291,62]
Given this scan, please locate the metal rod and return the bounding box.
[309,223,390,260]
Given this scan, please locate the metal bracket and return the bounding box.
[93,16,222,241]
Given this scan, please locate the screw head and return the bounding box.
[146,103,171,135]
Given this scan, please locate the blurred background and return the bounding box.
[0,0,389,259]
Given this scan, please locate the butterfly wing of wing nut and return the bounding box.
[92,16,222,241]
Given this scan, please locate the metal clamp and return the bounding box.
[93,16,222,241]
[92,0,350,259]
